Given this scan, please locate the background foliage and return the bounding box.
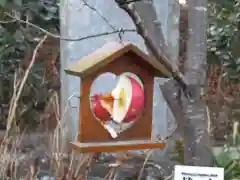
[0,0,60,130]
[207,0,240,143]
[208,0,240,83]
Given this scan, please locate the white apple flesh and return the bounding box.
[111,75,144,124]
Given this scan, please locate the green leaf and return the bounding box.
[14,0,22,7]
[214,151,232,166]
[0,0,6,7]
[224,160,237,177]
[237,58,240,64]
[237,65,240,72]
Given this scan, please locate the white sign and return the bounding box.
[174,165,224,180]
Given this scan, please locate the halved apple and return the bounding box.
[91,94,111,122]
[111,75,144,124]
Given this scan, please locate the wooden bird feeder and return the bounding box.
[64,42,172,153]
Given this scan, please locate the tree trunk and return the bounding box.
[125,1,192,172]
[117,0,213,166]
[134,0,180,170]
[184,0,212,165]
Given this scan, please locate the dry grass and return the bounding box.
[0,35,173,180]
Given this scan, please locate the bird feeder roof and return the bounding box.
[64,42,172,78]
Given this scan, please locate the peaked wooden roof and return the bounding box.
[64,42,172,78]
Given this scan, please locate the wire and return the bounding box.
[2,12,136,42]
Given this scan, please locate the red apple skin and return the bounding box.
[122,76,144,123]
[91,94,111,122]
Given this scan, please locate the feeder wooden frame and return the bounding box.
[65,42,171,152]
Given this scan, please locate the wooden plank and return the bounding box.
[64,42,171,78]
[71,140,165,153]
[65,42,131,77]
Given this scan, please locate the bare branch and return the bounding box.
[115,1,191,98]
[116,0,142,5]
[2,12,136,41]
[82,0,117,31]
[6,35,48,133]
[0,19,16,24]
[137,150,153,180]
